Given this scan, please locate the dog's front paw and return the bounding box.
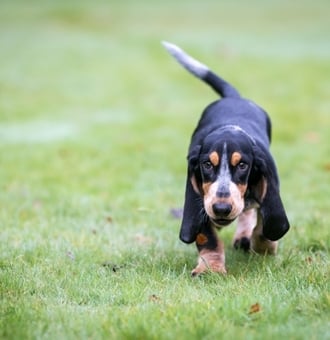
[191,252,227,276]
[233,236,251,252]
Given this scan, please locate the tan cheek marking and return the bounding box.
[196,233,208,245]
[209,151,220,166]
[202,182,211,195]
[231,152,242,166]
[237,183,248,197]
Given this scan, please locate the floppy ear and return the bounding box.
[252,145,290,241]
[179,145,204,244]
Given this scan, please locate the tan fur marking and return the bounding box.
[192,241,227,275]
[190,175,200,194]
[202,182,212,195]
[196,233,208,245]
[258,177,268,201]
[251,211,278,255]
[231,152,242,166]
[209,151,220,166]
[237,183,248,198]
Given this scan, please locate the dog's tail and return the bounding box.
[162,41,240,98]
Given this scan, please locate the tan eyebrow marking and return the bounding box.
[231,152,242,166]
[209,151,220,166]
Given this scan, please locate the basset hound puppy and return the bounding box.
[163,42,290,276]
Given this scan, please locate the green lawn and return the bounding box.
[0,0,329,339]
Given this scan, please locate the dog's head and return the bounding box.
[190,129,255,227]
[180,127,289,243]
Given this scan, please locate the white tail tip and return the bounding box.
[162,41,209,79]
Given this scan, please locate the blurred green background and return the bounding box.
[1,0,329,224]
[0,1,329,339]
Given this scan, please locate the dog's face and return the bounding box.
[190,130,256,227]
[181,126,289,245]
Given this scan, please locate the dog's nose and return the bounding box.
[212,202,232,216]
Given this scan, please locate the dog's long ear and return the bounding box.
[252,145,290,241]
[180,145,204,243]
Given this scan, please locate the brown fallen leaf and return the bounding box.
[106,216,113,223]
[306,256,313,264]
[249,302,261,314]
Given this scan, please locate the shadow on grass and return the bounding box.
[97,242,287,281]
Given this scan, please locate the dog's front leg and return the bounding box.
[192,222,226,276]
[233,208,257,251]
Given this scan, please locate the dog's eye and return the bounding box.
[202,161,213,171]
[237,162,249,171]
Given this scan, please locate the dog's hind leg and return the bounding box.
[192,222,226,276]
[251,211,278,255]
[233,209,257,251]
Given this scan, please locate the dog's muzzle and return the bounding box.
[211,202,234,226]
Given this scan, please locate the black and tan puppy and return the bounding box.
[163,42,290,276]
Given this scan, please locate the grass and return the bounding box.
[0,0,329,339]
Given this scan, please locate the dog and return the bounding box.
[163,42,290,276]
